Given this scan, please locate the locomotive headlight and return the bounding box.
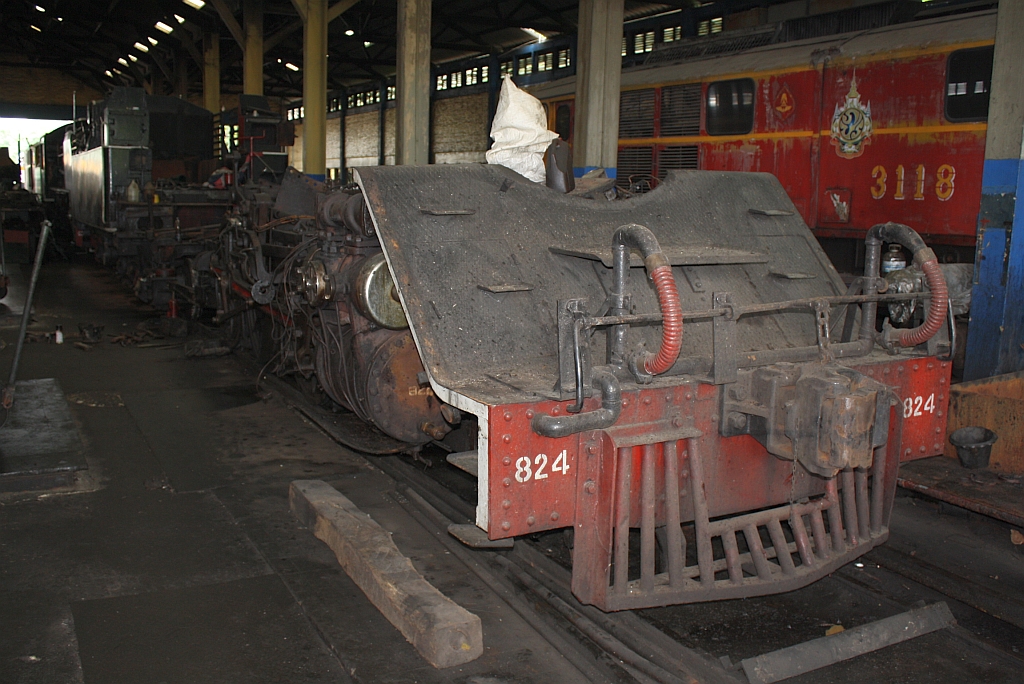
[300,259,335,305]
[355,253,408,329]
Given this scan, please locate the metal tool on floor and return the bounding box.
[740,602,956,683]
[2,219,52,411]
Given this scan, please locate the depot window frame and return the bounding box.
[705,78,756,136]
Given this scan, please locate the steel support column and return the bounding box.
[964,2,1024,380]
[174,49,189,99]
[395,0,431,166]
[243,0,264,96]
[302,0,328,179]
[203,32,221,114]
[340,89,347,176]
[573,0,623,178]
[378,81,387,166]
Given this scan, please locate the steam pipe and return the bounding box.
[859,228,883,352]
[532,369,622,438]
[608,243,629,367]
[612,224,682,376]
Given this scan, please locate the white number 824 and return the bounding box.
[903,393,936,419]
[514,449,570,483]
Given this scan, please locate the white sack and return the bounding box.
[485,75,558,183]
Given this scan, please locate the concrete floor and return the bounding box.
[0,262,591,684]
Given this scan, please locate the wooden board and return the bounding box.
[289,480,484,668]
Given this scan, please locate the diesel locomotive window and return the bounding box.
[706,78,755,136]
[945,46,994,122]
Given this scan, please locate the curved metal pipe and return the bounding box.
[532,369,622,438]
[613,223,665,262]
[612,224,682,376]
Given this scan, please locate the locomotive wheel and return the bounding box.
[363,332,448,444]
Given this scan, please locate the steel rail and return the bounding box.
[272,381,735,684]
[272,375,1021,683]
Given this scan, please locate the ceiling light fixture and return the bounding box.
[112,67,122,75]
[155,21,174,34]
[284,62,299,71]
[363,41,372,47]
[344,29,354,36]
[134,41,149,52]
[182,0,205,8]
[105,70,114,77]
[148,36,158,45]
[30,24,42,32]
[128,54,138,62]
[523,28,547,42]
[35,5,45,12]
[174,14,185,23]
[118,58,129,66]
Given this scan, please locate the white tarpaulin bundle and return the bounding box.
[485,75,559,183]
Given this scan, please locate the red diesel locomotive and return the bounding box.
[534,9,994,264]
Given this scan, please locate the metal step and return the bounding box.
[446,450,478,477]
[448,523,513,549]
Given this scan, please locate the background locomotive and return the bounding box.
[30,88,295,308]
[530,9,994,270]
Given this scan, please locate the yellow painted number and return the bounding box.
[870,165,887,199]
[936,164,955,201]
[870,163,957,202]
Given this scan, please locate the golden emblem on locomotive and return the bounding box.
[773,84,795,119]
[831,77,873,159]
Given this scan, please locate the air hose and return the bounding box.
[612,224,683,376]
[866,222,948,348]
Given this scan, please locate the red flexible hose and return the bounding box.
[644,265,683,375]
[897,259,948,347]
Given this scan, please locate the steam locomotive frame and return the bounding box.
[180,160,954,611]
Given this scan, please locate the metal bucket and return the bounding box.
[948,426,998,469]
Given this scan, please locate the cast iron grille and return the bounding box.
[616,146,654,192]
[645,29,775,65]
[619,89,656,139]
[780,2,897,42]
[658,145,699,178]
[660,84,701,136]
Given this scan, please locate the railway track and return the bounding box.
[271,378,1024,684]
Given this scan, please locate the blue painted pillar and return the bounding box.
[963,2,1024,381]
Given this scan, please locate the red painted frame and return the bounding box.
[487,356,950,541]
